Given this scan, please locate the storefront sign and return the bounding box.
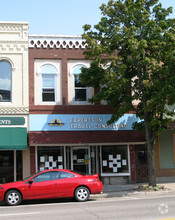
[29,114,140,131]
[48,119,64,126]
[0,117,25,126]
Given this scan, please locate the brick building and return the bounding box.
[1,22,175,185]
[27,35,147,184]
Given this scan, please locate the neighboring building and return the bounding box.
[0,22,29,183]
[154,117,175,183]
[28,35,146,184]
[1,22,175,185]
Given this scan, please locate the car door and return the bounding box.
[57,171,78,197]
[23,171,59,200]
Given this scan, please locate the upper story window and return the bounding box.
[41,64,57,102]
[68,60,94,105]
[0,61,12,102]
[34,60,62,105]
[73,65,88,103]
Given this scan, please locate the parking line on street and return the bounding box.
[0,212,40,217]
[158,219,175,220]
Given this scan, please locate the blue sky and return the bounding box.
[1,0,175,36]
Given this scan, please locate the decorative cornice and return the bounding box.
[0,22,28,41]
[0,107,29,115]
[0,43,28,52]
[29,35,87,49]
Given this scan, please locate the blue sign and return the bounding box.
[29,114,140,131]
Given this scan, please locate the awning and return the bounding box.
[29,130,145,145]
[0,128,27,150]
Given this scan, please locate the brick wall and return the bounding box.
[29,46,115,114]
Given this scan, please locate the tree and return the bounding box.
[81,0,175,186]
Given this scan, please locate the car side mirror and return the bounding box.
[28,179,34,184]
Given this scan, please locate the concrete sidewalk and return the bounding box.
[91,182,175,199]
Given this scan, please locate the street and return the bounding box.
[1,193,175,220]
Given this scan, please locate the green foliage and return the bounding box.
[138,184,165,191]
[81,0,175,186]
[81,0,175,137]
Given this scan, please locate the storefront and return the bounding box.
[29,114,146,184]
[0,117,28,183]
[153,129,175,182]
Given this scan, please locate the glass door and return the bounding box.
[71,147,90,175]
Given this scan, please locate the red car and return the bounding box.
[0,169,103,206]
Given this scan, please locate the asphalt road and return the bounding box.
[0,193,175,220]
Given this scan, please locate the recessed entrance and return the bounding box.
[71,147,90,175]
[135,145,148,183]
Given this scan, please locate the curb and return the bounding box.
[90,187,175,199]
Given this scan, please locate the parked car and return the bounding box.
[0,169,103,206]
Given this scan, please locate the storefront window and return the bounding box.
[37,146,64,171]
[0,151,14,183]
[66,146,71,170]
[16,151,22,181]
[91,146,97,174]
[101,145,129,175]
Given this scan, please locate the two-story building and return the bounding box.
[28,35,147,184]
[0,22,29,183]
[1,22,175,185]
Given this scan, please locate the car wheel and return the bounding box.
[5,190,22,206]
[74,186,90,202]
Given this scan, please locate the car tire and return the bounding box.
[74,186,90,202]
[5,190,22,206]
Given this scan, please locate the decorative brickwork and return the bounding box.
[0,107,29,115]
[29,35,87,49]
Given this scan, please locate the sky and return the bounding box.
[0,0,175,36]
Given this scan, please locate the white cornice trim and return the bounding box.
[29,35,87,49]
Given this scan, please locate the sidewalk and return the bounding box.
[91,182,175,199]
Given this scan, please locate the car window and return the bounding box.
[33,171,59,183]
[59,171,75,179]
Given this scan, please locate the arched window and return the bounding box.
[73,65,88,102]
[40,64,57,102]
[0,61,12,102]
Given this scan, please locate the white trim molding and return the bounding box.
[29,35,87,49]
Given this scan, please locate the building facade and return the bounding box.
[0,22,29,183]
[28,35,147,184]
[1,23,175,185]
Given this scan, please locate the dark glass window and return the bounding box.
[0,151,14,183]
[41,65,57,102]
[33,171,59,182]
[73,65,87,102]
[59,171,75,179]
[0,61,12,102]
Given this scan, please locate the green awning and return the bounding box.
[0,128,27,150]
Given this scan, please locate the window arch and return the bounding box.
[73,64,88,102]
[0,60,12,102]
[40,64,57,102]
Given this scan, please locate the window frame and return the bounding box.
[0,60,12,103]
[100,144,130,177]
[73,64,89,104]
[41,72,56,103]
[68,60,94,105]
[35,60,62,105]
